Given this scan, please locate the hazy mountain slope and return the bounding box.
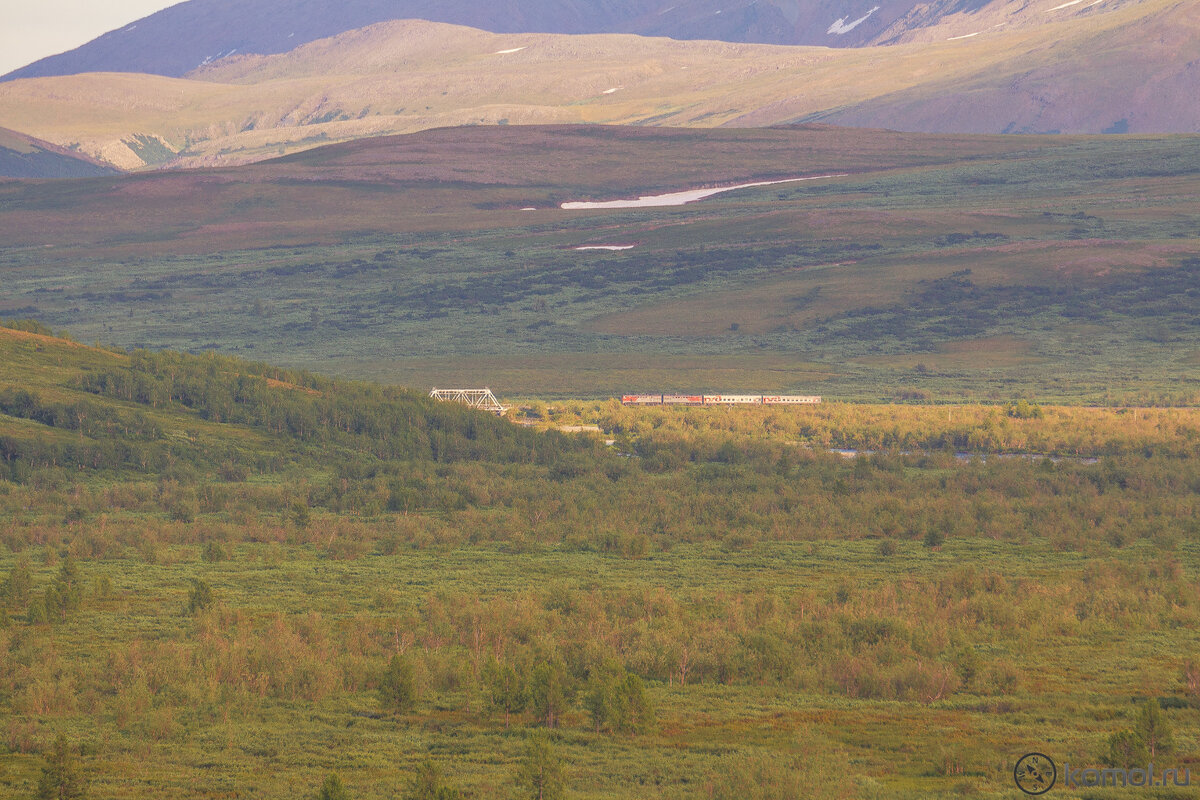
[1,0,1191,171]
[0,126,117,178]
[0,0,1146,81]
[804,0,1200,134]
[1,21,1014,169]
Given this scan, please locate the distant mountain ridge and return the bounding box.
[1,0,1194,172]
[0,0,1137,81]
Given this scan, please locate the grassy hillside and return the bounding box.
[0,127,116,179]
[0,0,1193,170]
[1,323,1199,799]
[0,125,1196,401]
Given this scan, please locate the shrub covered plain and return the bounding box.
[1,126,1198,402]
[0,324,1198,798]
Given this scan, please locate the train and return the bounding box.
[621,394,821,406]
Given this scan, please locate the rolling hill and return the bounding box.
[0,126,118,179]
[0,0,1194,171]
[0,0,1148,82]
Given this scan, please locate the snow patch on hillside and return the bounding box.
[1049,0,1107,10]
[561,175,846,210]
[827,6,879,36]
[494,47,527,55]
[197,49,239,67]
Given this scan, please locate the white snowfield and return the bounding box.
[574,245,637,251]
[560,175,846,210]
[493,47,527,54]
[602,87,623,95]
[827,6,880,35]
[1050,0,1106,9]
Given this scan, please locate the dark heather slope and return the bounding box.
[2,0,997,80]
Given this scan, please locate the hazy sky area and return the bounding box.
[0,1,181,76]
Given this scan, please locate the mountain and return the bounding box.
[0,126,118,178]
[804,0,1200,134]
[0,0,1148,81]
[0,0,1193,171]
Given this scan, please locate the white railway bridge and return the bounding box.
[428,388,509,415]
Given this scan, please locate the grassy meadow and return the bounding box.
[1,324,1199,798]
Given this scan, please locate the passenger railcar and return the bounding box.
[622,394,821,406]
[762,395,821,405]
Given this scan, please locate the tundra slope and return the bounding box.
[0,125,1196,400]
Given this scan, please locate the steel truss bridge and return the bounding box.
[429,388,509,415]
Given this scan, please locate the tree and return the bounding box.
[1136,699,1173,758]
[482,657,527,727]
[529,659,572,729]
[922,527,945,549]
[378,653,417,713]
[26,595,51,625]
[54,557,83,616]
[1183,656,1200,699]
[1005,400,1043,419]
[513,731,565,800]
[1106,729,1149,769]
[290,499,311,529]
[616,673,654,734]
[35,734,86,800]
[583,676,615,733]
[2,556,33,608]
[403,760,461,800]
[584,664,654,734]
[1104,701,1173,768]
[317,774,350,800]
[184,579,214,615]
